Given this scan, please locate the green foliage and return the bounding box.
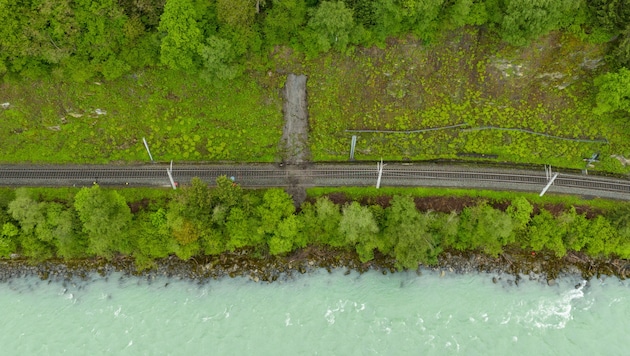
[584,215,619,256]
[0,222,18,257]
[558,207,590,252]
[506,196,533,231]
[216,0,256,30]
[495,0,580,45]
[226,207,262,250]
[445,202,513,256]
[300,196,344,246]
[339,201,379,262]
[264,0,308,45]
[527,209,566,257]
[610,29,630,69]
[2,186,630,270]
[74,185,132,259]
[199,35,241,81]
[159,0,203,71]
[256,188,303,255]
[589,0,630,33]
[373,0,444,41]
[593,67,630,115]
[306,1,356,53]
[384,195,438,269]
[441,0,488,29]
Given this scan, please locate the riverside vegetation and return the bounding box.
[1,178,630,278]
[1,1,630,275]
[0,1,630,171]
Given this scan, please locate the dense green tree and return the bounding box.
[118,0,166,31]
[74,185,132,259]
[158,0,203,71]
[384,195,439,269]
[257,188,303,254]
[440,0,488,29]
[527,209,566,257]
[339,202,379,262]
[342,0,377,27]
[216,0,257,30]
[494,0,580,45]
[8,189,44,235]
[66,0,132,81]
[199,35,241,80]
[506,196,533,231]
[0,222,18,257]
[299,196,344,247]
[450,202,514,256]
[306,1,356,53]
[225,207,263,250]
[610,28,630,69]
[593,67,630,115]
[589,0,630,32]
[373,0,444,41]
[264,0,308,45]
[558,207,590,252]
[584,215,619,256]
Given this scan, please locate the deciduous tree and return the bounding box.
[74,185,132,259]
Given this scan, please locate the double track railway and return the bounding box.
[1,164,629,199]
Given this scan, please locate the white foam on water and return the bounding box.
[520,280,587,329]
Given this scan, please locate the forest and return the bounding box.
[1,178,629,270]
[0,0,629,80]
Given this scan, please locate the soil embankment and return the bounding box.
[1,247,627,285]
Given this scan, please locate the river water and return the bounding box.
[0,269,627,355]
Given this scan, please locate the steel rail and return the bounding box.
[1,164,629,196]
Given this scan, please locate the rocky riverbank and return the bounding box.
[0,247,627,285]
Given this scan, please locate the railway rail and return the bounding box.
[0,163,629,200]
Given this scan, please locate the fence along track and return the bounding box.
[0,165,629,195]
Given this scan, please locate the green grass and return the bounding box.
[307,186,621,210]
[0,70,283,163]
[298,30,630,173]
[2,29,630,176]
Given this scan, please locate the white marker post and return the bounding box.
[376,159,385,189]
[166,160,177,190]
[540,172,558,197]
[143,137,154,162]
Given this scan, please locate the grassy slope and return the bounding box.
[0,70,283,163]
[1,29,629,174]
[297,29,630,173]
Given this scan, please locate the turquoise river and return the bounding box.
[0,269,628,355]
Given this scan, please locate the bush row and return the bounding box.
[1,178,630,270]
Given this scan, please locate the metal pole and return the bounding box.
[350,135,357,161]
[376,158,384,189]
[143,137,154,162]
[166,160,176,189]
[540,172,558,196]
[166,169,177,190]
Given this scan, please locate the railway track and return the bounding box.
[0,164,629,199]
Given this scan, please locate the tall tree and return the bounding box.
[593,67,630,115]
[496,0,580,45]
[384,195,439,269]
[158,0,203,71]
[264,0,308,45]
[306,1,356,53]
[339,201,379,262]
[74,185,132,259]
